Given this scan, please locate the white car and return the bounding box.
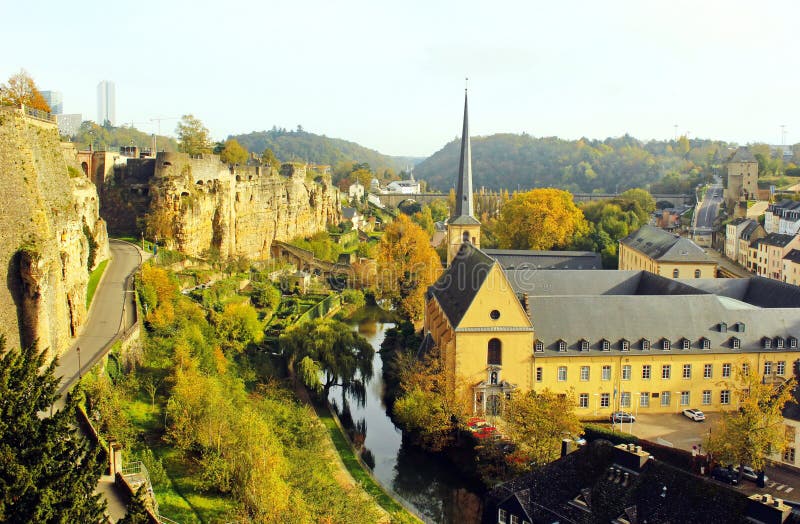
[682,408,706,421]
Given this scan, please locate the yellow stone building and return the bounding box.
[618,224,717,279]
[424,93,800,418]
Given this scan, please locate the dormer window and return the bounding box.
[534,340,544,353]
[642,339,650,351]
[777,337,785,349]
[720,322,728,333]
[601,339,610,352]
[620,339,630,352]
[700,338,710,350]
[735,322,746,333]
[558,340,567,352]
[580,339,589,352]
[662,339,671,351]
[731,337,741,349]
[681,339,690,350]
[763,337,773,349]
[790,337,798,349]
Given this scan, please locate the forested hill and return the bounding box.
[414,133,729,194]
[229,128,420,175]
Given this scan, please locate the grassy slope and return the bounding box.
[86,260,108,308]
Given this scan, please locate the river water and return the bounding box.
[328,310,483,523]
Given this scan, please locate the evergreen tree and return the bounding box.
[117,487,150,524]
[0,337,106,523]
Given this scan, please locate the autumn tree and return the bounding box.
[495,188,589,250]
[220,138,249,165]
[504,388,582,468]
[261,147,281,169]
[176,114,213,155]
[0,70,50,112]
[376,214,442,321]
[212,302,264,354]
[705,363,794,480]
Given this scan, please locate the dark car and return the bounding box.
[711,467,739,485]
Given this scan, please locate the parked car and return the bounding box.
[682,408,706,421]
[735,465,768,483]
[610,412,636,423]
[711,467,739,485]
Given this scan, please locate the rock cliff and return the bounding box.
[111,152,341,260]
[0,107,109,360]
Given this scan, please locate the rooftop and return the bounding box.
[730,147,757,163]
[785,249,800,264]
[619,225,712,263]
[761,233,798,248]
[484,249,602,270]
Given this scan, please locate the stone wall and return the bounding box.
[106,152,341,260]
[0,107,109,360]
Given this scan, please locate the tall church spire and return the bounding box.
[452,89,479,224]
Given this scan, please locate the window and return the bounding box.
[764,361,773,376]
[790,337,798,349]
[510,515,519,524]
[722,363,731,378]
[703,364,712,379]
[702,390,711,405]
[777,361,786,376]
[580,366,590,381]
[785,448,796,464]
[534,340,544,352]
[673,268,680,278]
[580,339,589,351]
[720,390,731,405]
[498,509,507,523]
[558,366,567,381]
[490,309,500,320]
[488,338,502,365]
[720,322,728,333]
[731,337,740,349]
[601,339,610,351]
[682,339,690,350]
[764,338,773,349]
[536,367,543,382]
[680,391,690,406]
[621,392,631,408]
[579,393,589,408]
[600,393,610,408]
[735,322,745,333]
[662,339,671,351]
[742,362,750,376]
[682,364,692,379]
[621,339,630,351]
[661,391,671,406]
[640,392,650,408]
[662,364,671,379]
[642,339,651,351]
[602,365,612,381]
[622,365,631,380]
[558,340,567,352]
[701,338,710,350]
[642,365,651,380]
[777,337,785,349]
[694,269,701,278]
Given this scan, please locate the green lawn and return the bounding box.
[314,403,421,524]
[86,259,108,308]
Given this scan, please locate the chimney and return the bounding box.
[613,443,650,471]
[746,494,791,524]
[561,438,575,457]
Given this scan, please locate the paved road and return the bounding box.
[694,179,723,232]
[55,239,141,395]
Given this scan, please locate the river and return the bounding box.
[327,308,484,523]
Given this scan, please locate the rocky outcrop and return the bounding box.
[126,153,340,260]
[0,107,109,360]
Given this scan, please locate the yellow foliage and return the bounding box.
[495,188,589,250]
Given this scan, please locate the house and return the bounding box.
[618,225,717,279]
[752,233,800,280]
[766,200,800,234]
[783,250,800,287]
[485,440,795,524]
[725,217,750,261]
[280,270,311,294]
[386,169,421,194]
[739,220,766,268]
[348,181,365,202]
[341,207,363,230]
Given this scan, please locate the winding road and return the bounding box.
[55,239,142,395]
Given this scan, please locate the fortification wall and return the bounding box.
[0,108,109,360]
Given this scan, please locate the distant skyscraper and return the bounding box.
[96,81,116,126]
[41,90,63,114]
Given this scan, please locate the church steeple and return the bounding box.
[447,87,481,265]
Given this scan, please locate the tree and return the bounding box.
[0,70,50,112]
[376,214,442,321]
[220,138,249,165]
[213,302,264,354]
[619,188,656,215]
[117,487,150,524]
[261,147,281,169]
[504,389,582,467]
[495,189,589,250]
[705,363,794,480]
[0,337,106,522]
[279,319,374,401]
[176,114,213,155]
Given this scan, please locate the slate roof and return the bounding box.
[686,276,800,309]
[484,249,602,270]
[730,147,757,163]
[728,217,749,227]
[341,207,358,219]
[427,242,495,328]
[619,225,712,263]
[741,220,762,240]
[760,232,797,248]
[785,249,800,264]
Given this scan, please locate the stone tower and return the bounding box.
[447,90,482,265]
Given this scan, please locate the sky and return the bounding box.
[2,0,798,157]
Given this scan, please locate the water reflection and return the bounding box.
[327,308,483,524]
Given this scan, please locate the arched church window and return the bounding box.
[488,338,502,365]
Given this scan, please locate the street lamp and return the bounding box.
[76,346,82,379]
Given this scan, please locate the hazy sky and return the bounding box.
[2,0,797,157]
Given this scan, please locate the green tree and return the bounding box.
[213,302,264,354]
[619,188,655,215]
[705,364,794,480]
[0,337,106,522]
[176,114,213,155]
[261,147,281,169]
[279,319,374,401]
[117,487,150,524]
[220,138,249,165]
[496,189,589,250]
[0,70,50,112]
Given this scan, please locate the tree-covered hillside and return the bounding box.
[229,127,420,175]
[71,121,179,153]
[414,133,729,194]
